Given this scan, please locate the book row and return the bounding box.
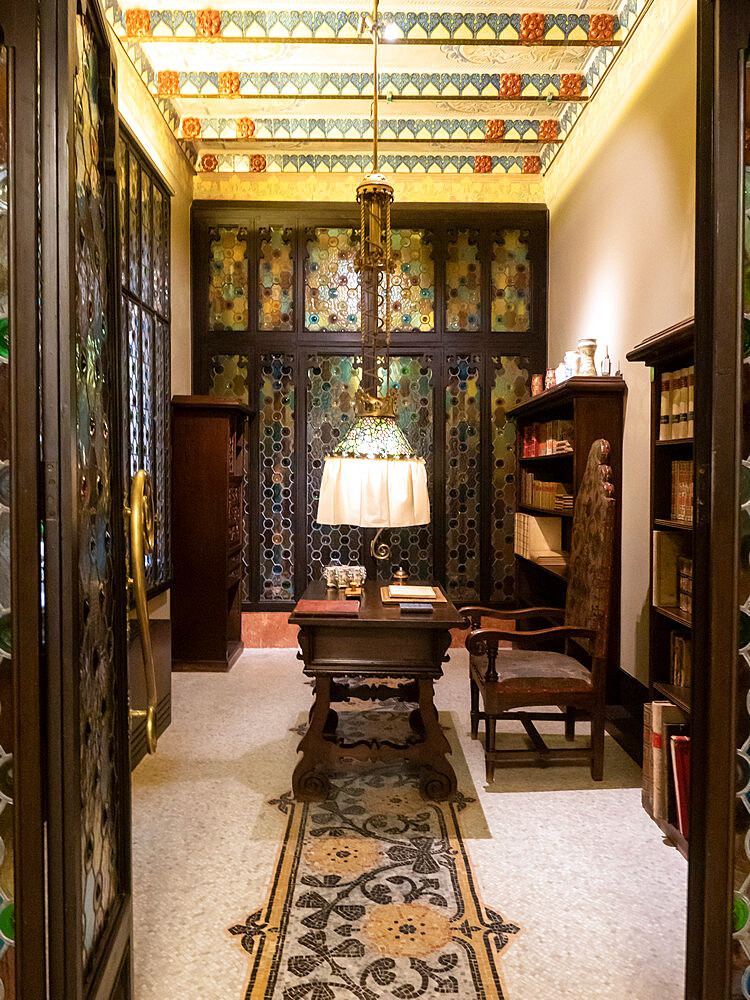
[520,472,574,511]
[659,365,695,440]
[521,419,575,457]
[670,629,692,688]
[670,460,694,524]
[642,700,690,840]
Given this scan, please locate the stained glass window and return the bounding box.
[259,226,293,331]
[445,355,481,602]
[305,228,360,331]
[491,229,530,332]
[307,355,363,578]
[446,229,481,332]
[209,225,248,331]
[381,356,434,580]
[492,357,529,600]
[259,354,295,600]
[120,127,172,590]
[0,45,13,1000]
[389,229,434,332]
[209,354,249,404]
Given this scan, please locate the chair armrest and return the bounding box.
[459,605,565,628]
[466,624,596,655]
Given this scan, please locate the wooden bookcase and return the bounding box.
[508,377,627,701]
[627,319,693,859]
[171,396,255,671]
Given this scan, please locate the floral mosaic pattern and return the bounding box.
[305,229,360,332]
[446,229,481,332]
[259,355,295,601]
[306,356,362,578]
[491,229,531,332]
[209,354,249,403]
[492,357,530,600]
[209,225,249,331]
[229,711,519,1000]
[259,226,293,331]
[389,230,434,333]
[445,356,481,603]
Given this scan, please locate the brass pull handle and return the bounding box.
[127,470,158,754]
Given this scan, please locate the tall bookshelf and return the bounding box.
[627,318,694,860]
[508,376,627,703]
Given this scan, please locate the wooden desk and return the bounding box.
[288,580,466,802]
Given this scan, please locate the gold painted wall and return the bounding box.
[110,27,195,395]
[546,0,696,683]
[193,171,546,205]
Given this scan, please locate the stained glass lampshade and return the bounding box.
[317,414,430,529]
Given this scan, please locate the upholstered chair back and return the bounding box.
[564,439,616,660]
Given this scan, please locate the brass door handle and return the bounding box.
[127,470,158,754]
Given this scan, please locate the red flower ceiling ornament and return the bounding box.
[520,12,545,41]
[537,120,559,141]
[157,71,179,97]
[182,117,201,140]
[485,120,505,141]
[522,155,541,174]
[247,154,266,172]
[196,8,222,38]
[498,74,522,99]
[219,71,241,96]
[200,154,219,172]
[125,8,151,37]
[559,74,583,98]
[588,14,614,41]
[236,118,256,139]
[474,155,492,174]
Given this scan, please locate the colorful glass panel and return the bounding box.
[389,229,434,332]
[75,13,121,970]
[259,354,295,601]
[155,318,171,585]
[209,354,249,404]
[446,229,481,332]
[491,229,531,332]
[445,355,481,602]
[152,184,164,316]
[141,168,152,307]
[307,355,362,578]
[128,146,140,295]
[259,227,293,331]
[734,62,750,994]
[141,313,155,585]
[127,301,141,478]
[381,356,433,581]
[491,357,530,601]
[305,229,360,331]
[209,225,248,331]
[0,45,13,999]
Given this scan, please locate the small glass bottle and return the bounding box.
[600,346,612,377]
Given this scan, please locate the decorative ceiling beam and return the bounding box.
[120,8,620,44]
[183,116,562,140]
[169,93,587,103]
[124,35,621,48]
[191,137,563,152]
[195,150,546,173]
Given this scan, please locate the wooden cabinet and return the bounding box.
[508,376,627,699]
[171,395,254,671]
[627,319,694,858]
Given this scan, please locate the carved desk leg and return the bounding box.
[417,677,457,801]
[293,673,332,802]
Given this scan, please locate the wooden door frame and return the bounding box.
[0,1,48,996]
[688,1,749,996]
[40,0,133,996]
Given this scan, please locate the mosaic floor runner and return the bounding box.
[229,709,520,999]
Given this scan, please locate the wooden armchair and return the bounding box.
[461,439,616,782]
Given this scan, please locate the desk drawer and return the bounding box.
[307,626,436,670]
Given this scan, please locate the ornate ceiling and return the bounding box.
[106,0,648,176]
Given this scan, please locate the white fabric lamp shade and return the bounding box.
[317,455,430,528]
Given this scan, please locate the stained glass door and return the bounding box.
[40,0,134,997]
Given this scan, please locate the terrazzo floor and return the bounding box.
[131,649,687,999]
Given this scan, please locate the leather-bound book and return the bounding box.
[294,600,360,617]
